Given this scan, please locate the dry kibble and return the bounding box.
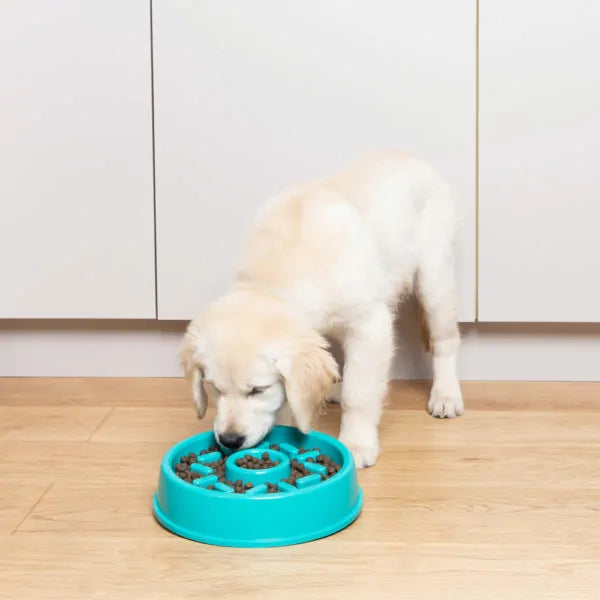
[175,446,341,490]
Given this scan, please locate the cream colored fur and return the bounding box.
[181,152,463,468]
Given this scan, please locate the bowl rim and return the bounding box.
[160,425,354,500]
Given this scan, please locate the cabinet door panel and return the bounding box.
[154,0,476,320]
[479,1,600,322]
[0,0,155,318]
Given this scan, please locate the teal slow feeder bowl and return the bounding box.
[153,425,363,547]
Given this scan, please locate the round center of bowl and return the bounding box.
[225,449,290,485]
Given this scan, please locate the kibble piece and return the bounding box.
[270,444,280,451]
[262,452,269,460]
[273,460,280,466]
[245,482,253,489]
[236,458,244,467]
[207,484,215,490]
[307,458,315,463]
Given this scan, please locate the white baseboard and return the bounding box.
[1,312,599,380]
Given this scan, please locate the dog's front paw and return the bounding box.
[428,386,464,419]
[346,442,379,469]
[339,424,379,468]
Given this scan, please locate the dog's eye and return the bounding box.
[248,386,265,396]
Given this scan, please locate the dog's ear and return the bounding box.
[180,329,208,419]
[275,332,339,433]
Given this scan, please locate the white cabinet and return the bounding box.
[0,0,155,318]
[479,1,600,322]
[153,0,476,320]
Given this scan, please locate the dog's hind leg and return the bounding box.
[327,381,342,403]
[415,230,463,418]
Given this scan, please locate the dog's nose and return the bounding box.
[219,432,245,450]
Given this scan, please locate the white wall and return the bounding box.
[2,317,599,380]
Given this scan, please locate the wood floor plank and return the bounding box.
[0,441,166,485]
[2,378,599,411]
[16,482,600,547]
[0,441,598,490]
[378,409,600,446]
[89,407,203,443]
[0,407,110,441]
[89,404,600,448]
[14,483,160,536]
[1,536,598,600]
[0,377,189,407]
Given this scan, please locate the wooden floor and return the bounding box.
[1,379,599,599]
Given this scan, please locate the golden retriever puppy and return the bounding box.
[181,152,463,467]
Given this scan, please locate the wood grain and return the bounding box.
[1,378,599,599]
[0,406,110,441]
[0,478,50,534]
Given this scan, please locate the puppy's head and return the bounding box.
[180,289,339,450]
